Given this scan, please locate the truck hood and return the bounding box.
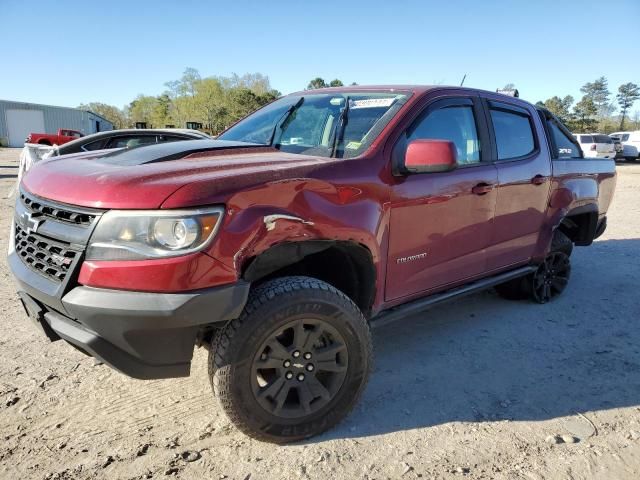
[21,140,334,209]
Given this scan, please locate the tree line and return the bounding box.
[78,71,356,135]
[536,77,640,133]
[79,69,281,134]
[80,70,639,135]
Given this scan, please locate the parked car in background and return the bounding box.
[26,129,83,146]
[18,129,212,183]
[611,137,624,159]
[574,133,616,159]
[609,131,640,162]
[50,128,211,156]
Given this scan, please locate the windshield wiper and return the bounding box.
[331,96,350,157]
[268,97,304,147]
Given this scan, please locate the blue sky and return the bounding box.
[2,0,639,113]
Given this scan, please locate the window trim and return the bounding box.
[391,95,491,175]
[483,99,540,163]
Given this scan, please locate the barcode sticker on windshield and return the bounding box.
[351,98,396,109]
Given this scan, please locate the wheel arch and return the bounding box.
[556,203,599,246]
[242,240,377,317]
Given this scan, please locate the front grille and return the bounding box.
[20,192,95,226]
[14,224,78,282]
[14,191,100,285]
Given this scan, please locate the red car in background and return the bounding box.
[26,128,83,146]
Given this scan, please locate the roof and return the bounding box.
[286,85,536,108]
[55,128,211,155]
[73,128,210,139]
[288,85,437,96]
[85,110,113,124]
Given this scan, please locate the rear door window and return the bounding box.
[594,135,612,143]
[108,135,158,149]
[158,135,188,143]
[81,139,107,151]
[580,135,594,143]
[489,103,536,160]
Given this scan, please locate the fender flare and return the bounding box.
[557,203,599,246]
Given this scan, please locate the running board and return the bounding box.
[370,266,537,328]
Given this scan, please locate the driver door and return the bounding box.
[386,96,498,301]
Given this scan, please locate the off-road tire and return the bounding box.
[209,276,372,443]
[551,230,573,257]
[495,230,573,301]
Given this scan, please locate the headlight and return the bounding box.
[86,207,224,260]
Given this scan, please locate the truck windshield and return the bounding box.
[219,91,410,158]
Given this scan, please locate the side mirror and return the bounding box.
[404,139,457,174]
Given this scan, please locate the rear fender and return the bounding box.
[548,203,599,248]
[533,174,602,259]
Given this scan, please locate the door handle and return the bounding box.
[531,174,549,185]
[471,183,494,195]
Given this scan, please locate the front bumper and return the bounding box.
[10,249,250,379]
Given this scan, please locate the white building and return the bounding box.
[0,100,113,147]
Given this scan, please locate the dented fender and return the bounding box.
[180,176,388,288]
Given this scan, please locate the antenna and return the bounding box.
[460,74,467,87]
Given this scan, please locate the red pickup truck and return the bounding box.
[26,128,83,146]
[10,86,616,443]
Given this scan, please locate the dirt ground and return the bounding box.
[0,147,638,480]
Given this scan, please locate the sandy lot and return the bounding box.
[0,147,638,480]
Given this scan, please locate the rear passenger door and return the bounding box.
[483,99,552,270]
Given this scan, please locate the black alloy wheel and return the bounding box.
[251,318,348,418]
[209,276,372,443]
[531,251,571,303]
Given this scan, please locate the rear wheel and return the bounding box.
[209,276,372,443]
[551,230,573,257]
[495,231,573,302]
[529,251,571,303]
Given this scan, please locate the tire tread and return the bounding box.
[209,276,372,443]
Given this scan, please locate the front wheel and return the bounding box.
[209,276,372,443]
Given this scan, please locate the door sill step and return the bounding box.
[370,265,536,328]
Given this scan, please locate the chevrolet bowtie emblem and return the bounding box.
[22,212,44,235]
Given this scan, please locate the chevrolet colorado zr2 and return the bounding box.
[9,86,616,443]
